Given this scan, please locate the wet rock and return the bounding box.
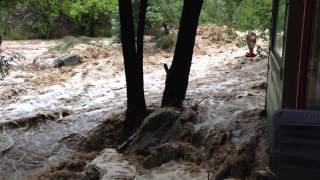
[215,153,253,180]
[54,54,81,68]
[33,53,81,69]
[178,109,198,124]
[59,133,85,150]
[122,108,205,169]
[33,152,97,180]
[0,135,14,154]
[143,143,180,169]
[85,149,136,180]
[129,108,182,155]
[32,53,59,69]
[79,165,100,180]
[143,142,203,169]
[58,160,87,172]
[78,114,124,152]
[190,129,206,147]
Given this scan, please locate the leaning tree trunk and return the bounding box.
[161,0,204,107]
[119,0,147,136]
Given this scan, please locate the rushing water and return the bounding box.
[0,37,268,179]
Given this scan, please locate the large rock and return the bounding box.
[32,53,59,69]
[0,135,14,154]
[143,142,204,169]
[81,149,136,180]
[54,54,81,67]
[33,53,81,69]
[123,108,203,169]
[130,108,182,155]
[128,108,198,157]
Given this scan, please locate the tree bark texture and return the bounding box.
[119,0,147,136]
[162,0,204,107]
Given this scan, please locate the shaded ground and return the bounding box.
[0,26,269,179]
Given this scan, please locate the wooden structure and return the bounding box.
[266,0,320,117]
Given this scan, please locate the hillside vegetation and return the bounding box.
[0,0,272,40]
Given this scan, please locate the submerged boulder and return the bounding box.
[54,54,81,68]
[126,108,200,168]
[143,142,204,169]
[0,135,14,154]
[129,108,182,155]
[33,53,81,69]
[107,107,204,170]
[81,149,136,180]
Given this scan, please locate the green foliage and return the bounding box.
[1,0,117,39]
[200,0,243,26]
[146,0,182,30]
[111,0,182,42]
[49,36,91,52]
[0,0,23,38]
[200,0,272,31]
[62,0,117,36]
[4,27,27,40]
[156,34,175,50]
[0,8,6,37]
[1,0,273,40]
[233,0,272,31]
[25,0,60,38]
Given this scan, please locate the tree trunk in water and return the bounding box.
[119,0,147,136]
[161,0,203,107]
[137,0,148,66]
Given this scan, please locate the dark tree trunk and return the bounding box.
[89,19,96,37]
[119,0,147,136]
[163,23,169,35]
[137,0,148,66]
[161,0,203,107]
[89,5,96,37]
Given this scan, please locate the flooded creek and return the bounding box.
[0,32,269,179]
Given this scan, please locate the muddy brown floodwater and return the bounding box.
[0,27,269,180]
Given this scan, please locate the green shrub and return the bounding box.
[62,0,117,37]
[200,0,272,31]
[5,27,27,40]
[146,0,182,31]
[156,34,175,50]
[49,36,91,52]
